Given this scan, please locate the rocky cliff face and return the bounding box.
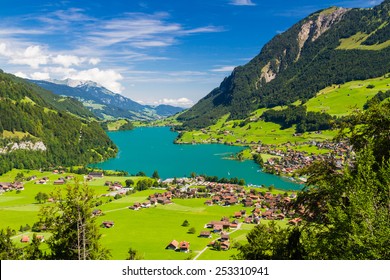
[0,141,47,154]
[262,7,349,83]
[178,1,390,129]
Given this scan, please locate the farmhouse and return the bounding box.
[0,182,24,191]
[220,241,230,251]
[92,209,102,216]
[54,179,65,185]
[20,236,29,243]
[166,240,179,250]
[102,221,114,228]
[88,172,104,178]
[199,231,212,238]
[179,241,190,253]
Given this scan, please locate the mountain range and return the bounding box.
[31,79,183,121]
[0,70,117,174]
[178,0,390,129]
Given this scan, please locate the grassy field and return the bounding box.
[303,75,390,116]
[0,169,292,260]
[337,32,390,51]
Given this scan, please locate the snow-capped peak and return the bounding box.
[49,78,103,89]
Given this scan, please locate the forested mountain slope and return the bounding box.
[0,70,117,174]
[178,0,390,129]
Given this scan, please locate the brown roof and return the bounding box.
[21,236,29,243]
[168,240,179,248]
[179,241,190,249]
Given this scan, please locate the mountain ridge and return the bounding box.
[178,0,390,129]
[31,79,183,121]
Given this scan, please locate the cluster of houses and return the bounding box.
[256,140,353,176]
[166,240,191,253]
[0,182,24,193]
[128,192,173,210]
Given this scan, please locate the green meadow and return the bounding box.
[0,169,292,260]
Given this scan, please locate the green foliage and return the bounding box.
[0,228,22,260]
[152,170,160,179]
[125,179,134,187]
[181,220,190,227]
[34,192,49,204]
[236,102,390,260]
[363,90,390,109]
[135,178,154,191]
[127,247,144,260]
[188,227,196,234]
[235,222,293,260]
[0,71,117,175]
[40,180,111,260]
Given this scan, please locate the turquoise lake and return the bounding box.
[93,127,302,191]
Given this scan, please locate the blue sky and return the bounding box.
[0,0,382,107]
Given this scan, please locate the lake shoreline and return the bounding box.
[94,127,302,191]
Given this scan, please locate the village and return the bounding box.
[101,177,301,253]
[0,168,302,258]
[256,140,353,177]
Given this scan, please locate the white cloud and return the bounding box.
[157,97,194,107]
[229,0,256,6]
[10,45,49,69]
[211,66,236,72]
[30,72,51,80]
[88,58,101,65]
[14,72,29,79]
[66,67,124,93]
[52,54,85,67]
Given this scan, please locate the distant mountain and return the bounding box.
[153,104,184,117]
[0,70,117,174]
[178,0,390,129]
[31,79,183,121]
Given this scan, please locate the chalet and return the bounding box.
[179,241,190,253]
[204,200,213,206]
[129,203,141,210]
[220,233,230,242]
[102,221,114,228]
[54,179,65,185]
[244,217,253,224]
[65,176,74,180]
[0,183,11,191]
[142,201,151,208]
[224,197,238,206]
[88,172,104,178]
[220,241,230,251]
[213,224,223,233]
[199,231,212,238]
[230,223,238,229]
[234,212,242,218]
[166,240,179,250]
[92,209,102,216]
[20,236,29,243]
[150,198,157,205]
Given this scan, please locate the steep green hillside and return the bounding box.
[176,74,389,149]
[178,0,390,129]
[0,70,117,174]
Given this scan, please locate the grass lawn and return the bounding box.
[0,169,292,260]
[304,75,390,116]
